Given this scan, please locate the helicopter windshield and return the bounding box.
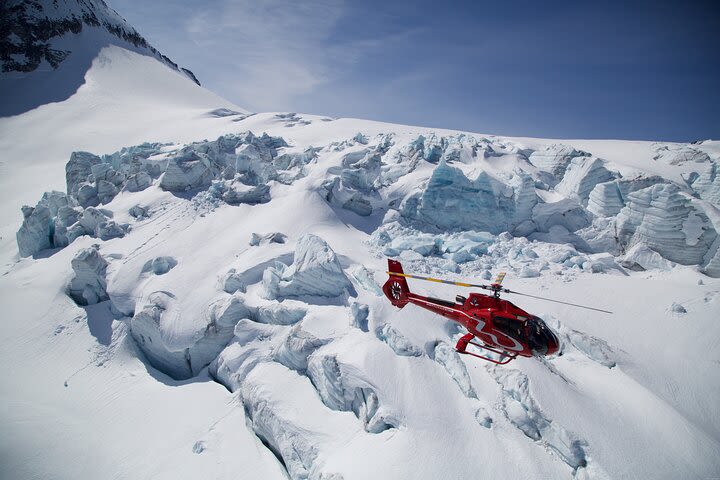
[525,316,554,356]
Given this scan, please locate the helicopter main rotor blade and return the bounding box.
[386,271,493,291]
[387,271,613,314]
[503,289,613,314]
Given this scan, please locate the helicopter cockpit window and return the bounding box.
[492,315,526,342]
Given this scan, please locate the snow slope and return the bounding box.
[2,28,720,480]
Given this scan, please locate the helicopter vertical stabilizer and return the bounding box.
[383,259,410,308]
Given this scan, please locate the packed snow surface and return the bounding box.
[1,42,720,480]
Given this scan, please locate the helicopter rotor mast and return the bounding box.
[386,271,613,314]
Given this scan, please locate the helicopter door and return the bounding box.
[490,315,527,352]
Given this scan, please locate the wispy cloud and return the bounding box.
[183,0,347,110]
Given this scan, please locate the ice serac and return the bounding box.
[159,150,215,191]
[531,199,590,233]
[493,369,589,472]
[67,152,102,196]
[349,302,370,332]
[528,144,589,179]
[130,293,249,380]
[16,191,78,257]
[703,241,720,278]
[620,244,673,271]
[275,324,328,371]
[691,161,720,207]
[210,320,281,391]
[555,157,615,205]
[432,342,476,398]
[375,324,423,357]
[156,132,304,200]
[17,204,53,257]
[617,184,717,268]
[68,245,109,306]
[402,160,535,234]
[241,363,324,480]
[653,144,711,165]
[262,234,352,299]
[587,176,665,217]
[124,171,152,192]
[255,302,307,325]
[307,352,398,433]
[587,182,624,217]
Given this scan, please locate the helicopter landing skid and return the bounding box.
[455,334,517,365]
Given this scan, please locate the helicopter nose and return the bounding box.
[546,331,560,356]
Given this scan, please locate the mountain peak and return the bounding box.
[0,0,200,116]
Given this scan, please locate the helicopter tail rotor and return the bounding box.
[383,259,411,308]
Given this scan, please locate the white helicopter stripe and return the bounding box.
[410,297,525,352]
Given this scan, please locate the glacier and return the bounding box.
[4,38,720,480]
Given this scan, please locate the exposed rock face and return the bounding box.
[263,234,352,299]
[1,0,200,82]
[68,245,108,305]
[617,184,717,266]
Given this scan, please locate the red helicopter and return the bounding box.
[382,259,612,365]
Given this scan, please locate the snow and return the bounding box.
[2,32,720,480]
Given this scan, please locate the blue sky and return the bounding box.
[109,0,719,141]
